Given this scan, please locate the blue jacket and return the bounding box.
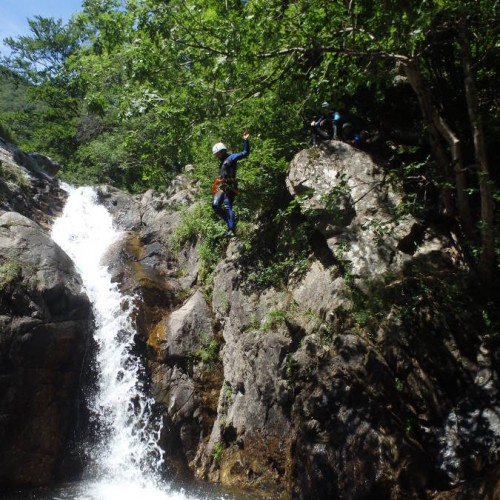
[314,111,341,127]
[219,138,250,179]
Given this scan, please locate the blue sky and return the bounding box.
[1,0,83,55]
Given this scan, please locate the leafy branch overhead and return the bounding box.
[0,0,498,279]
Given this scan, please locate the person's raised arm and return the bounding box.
[227,131,250,162]
[240,131,250,158]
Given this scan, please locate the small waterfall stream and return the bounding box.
[50,186,202,500]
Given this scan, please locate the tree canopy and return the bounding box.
[1,0,498,278]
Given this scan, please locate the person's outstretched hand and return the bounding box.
[243,131,250,140]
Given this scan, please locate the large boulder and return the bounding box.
[0,212,92,486]
[286,141,456,282]
[157,290,213,360]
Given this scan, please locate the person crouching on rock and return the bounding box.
[211,131,250,237]
[310,101,342,145]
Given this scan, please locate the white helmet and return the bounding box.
[212,142,227,155]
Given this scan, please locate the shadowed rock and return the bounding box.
[0,212,92,486]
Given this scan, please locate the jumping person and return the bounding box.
[211,131,250,237]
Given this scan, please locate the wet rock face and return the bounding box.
[0,212,92,487]
[199,286,295,493]
[97,181,223,473]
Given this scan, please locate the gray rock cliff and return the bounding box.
[98,141,499,498]
[0,138,66,229]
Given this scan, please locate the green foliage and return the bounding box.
[223,381,233,401]
[285,353,299,385]
[262,308,288,331]
[2,16,80,84]
[0,68,29,116]
[171,202,228,284]
[386,158,434,220]
[0,262,23,291]
[212,441,223,465]
[70,132,134,187]
[242,211,312,291]
[0,161,30,189]
[193,332,220,369]
[348,283,387,330]
[482,307,500,343]
[1,15,86,167]
[345,259,496,347]
[0,123,15,144]
[394,377,404,393]
[0,0,497,277]
[0,68,41,145]
[245,249,310,291]
[361,218,393,247]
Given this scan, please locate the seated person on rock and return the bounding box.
[310,101,342,145]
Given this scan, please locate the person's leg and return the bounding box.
[212,192,228,223]
[310,126,318,145]
[333,117,343,139]
[316,126,331,140]
[223,192,236,232]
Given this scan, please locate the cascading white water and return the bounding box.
[51,185,200,500]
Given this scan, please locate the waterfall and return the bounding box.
[51,186,196,500]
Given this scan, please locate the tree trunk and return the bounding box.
[404,61,475,238]
[457,18,496,281]
[427,124,456,218]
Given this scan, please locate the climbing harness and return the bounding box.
[211,177,224,195]
[211,177,240,196]
[212,177,239,210]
